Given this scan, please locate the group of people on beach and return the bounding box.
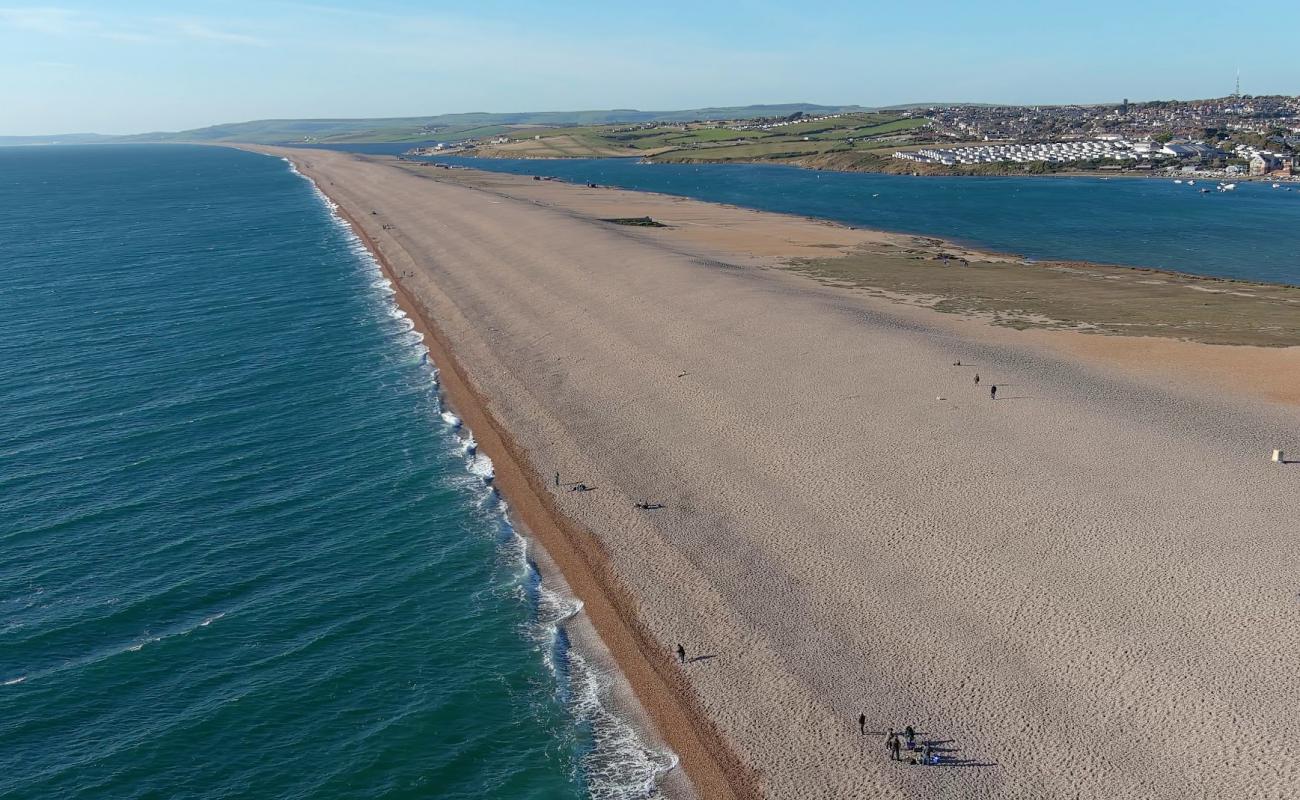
[888,727,936,766]
[858,719,938,767]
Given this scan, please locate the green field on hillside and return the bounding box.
[470,112,933,165]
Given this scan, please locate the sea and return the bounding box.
[432,156,1300,286]
[0,145,674,800]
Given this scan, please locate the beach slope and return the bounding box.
[255,146,1300,799]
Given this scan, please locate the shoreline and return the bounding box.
[240,144,1300,798]
[394,156,1300,357]
[283,152,757,800]
[456,147,1300,184]
[422,154,1300,291]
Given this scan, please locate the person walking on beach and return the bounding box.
[974,373,980,386]
[890,736,902,762]
[885,730,895,756]
[990,384,997,400]
[858,713,866,735]
[677,644,686,664]
[904,726,916,751]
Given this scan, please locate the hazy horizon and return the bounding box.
[2,0,1296,137]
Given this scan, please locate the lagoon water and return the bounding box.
[438,156,1300,285]
[0,145,668,799]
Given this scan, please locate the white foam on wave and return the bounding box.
[281,154,675,799]
[569,648,680,800]
[468,452,494,481]
[126,608,228,654]
[527,565,677,799]
[3,676,26,686]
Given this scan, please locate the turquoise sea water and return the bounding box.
[0,145,671,799]
[435,156,1300,285]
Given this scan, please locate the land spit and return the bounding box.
[250,146,1299,799]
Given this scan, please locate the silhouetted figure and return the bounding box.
[858,713,866,735]
[890,736,902,761]
[990,384,998,400]
[974,373,980,385]
[555,471,560,487]
[676,644,686,664]
[923,743,933,765]
[905,726,916,750]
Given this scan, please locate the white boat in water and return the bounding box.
[1174,179,1183,184]
[1273,183,1281,189]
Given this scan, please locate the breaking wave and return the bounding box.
[300,155,679,800]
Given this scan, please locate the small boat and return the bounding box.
[1187,180,1195,186]
[1219,183,1236,191]
[1173,179,1183,184]
[1273,183,1281,189]
[1199,188,1211,193]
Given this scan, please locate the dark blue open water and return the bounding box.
[434,156,1300,285]
[0,145,671,799]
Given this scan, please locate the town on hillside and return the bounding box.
[412,95,1300,180]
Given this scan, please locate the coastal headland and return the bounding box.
[248,146,1299,799]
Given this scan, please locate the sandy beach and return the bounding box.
[252,146,1299,799]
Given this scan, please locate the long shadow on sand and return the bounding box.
[920,738,999,769]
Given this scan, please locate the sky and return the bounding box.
[0,0,1295,136]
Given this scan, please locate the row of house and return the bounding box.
[895,139,1139,166]
[730,114,842,132]
[893,138,1238,167]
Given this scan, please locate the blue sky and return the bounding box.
[1,0,1293,135]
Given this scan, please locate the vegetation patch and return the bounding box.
[600,216,667,227]
[789,249,1300,346]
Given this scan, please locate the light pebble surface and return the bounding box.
[259,147,1299,799]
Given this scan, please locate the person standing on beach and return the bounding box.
[904,726,916,750]
[677,644,686,664]
[974,373,980,386]
[858,713,866,735]
[990,384,997,400]
[890,736,902,762]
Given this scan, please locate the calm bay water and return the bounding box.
[0,145,669,799]
[436,156,1300,286]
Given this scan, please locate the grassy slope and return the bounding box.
[99,104,870,145]
[470,113,935,168]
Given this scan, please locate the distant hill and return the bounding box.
[0,133,120,146]
[7,105,873,146]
